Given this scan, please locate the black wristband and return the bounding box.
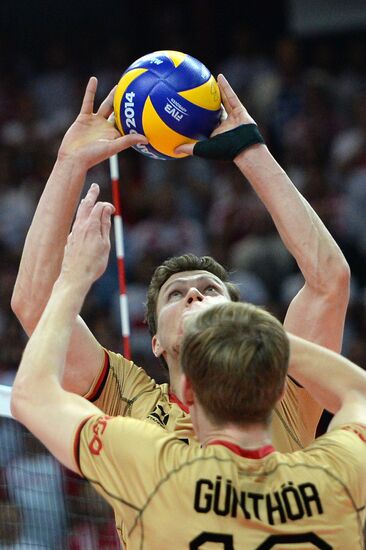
[193,123,265,161]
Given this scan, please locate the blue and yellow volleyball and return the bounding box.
[113,50,221,160]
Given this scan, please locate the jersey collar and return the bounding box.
[168,393,275,458]
[169,391,190,414]
[207,439,275,459]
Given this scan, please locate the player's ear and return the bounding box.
[181,374,194,407]
[152,335,163,357]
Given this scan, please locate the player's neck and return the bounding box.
[193,404,272,450]
[202,424,272,450]
[167,359,183,400]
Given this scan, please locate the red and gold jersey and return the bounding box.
[85,349,322,452]
[76,418,366,549]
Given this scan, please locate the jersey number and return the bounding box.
[190,532,233,549]
[190,531,331,549]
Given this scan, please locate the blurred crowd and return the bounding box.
[1,21,366,547]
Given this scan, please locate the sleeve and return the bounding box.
[84,349,163,419]
[272,376,323,452]
[75,414,180,511]
[307,423,366,508]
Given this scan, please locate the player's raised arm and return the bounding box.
[11,77,147,396]
[178,73,350,354]
[11,189,115,473]
[288,333,366,429]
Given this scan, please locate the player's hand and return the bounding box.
[60,183,114,289]
[57,77,147,170]
[175,74,256,156]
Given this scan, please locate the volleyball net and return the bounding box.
[0,384,120,549]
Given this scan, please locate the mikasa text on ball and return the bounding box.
[113,50,221,160]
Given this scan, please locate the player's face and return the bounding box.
[152,270,231,361]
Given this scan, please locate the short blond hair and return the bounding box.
[181,302,289,426]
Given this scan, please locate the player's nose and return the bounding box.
[185,287,204,304]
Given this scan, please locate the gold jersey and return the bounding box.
[76,417,366,549]
[85,349,322,452]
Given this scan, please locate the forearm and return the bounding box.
[234,145,348,291]
[288,333,366,414]
[11,156,87,332]
[15,278,87,391]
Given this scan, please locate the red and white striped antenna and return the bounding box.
[109,154,131,359]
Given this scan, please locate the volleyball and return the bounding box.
[113,50,221,160]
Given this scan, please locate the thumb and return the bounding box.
[175,143,195,156]
[100,203,115,239]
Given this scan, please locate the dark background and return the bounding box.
[1,0,364,75]
[0,1,287,63]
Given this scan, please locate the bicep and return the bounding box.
[283,284,348,353]
[328,393,366,432]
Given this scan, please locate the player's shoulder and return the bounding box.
[106,414,196,471]
[317,423,366,444]
[105,347,147,376]
[81,412,182,452]
[105,347,168,392]
[324,423,366,446]
[302,422,366,464]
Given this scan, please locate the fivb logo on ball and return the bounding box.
[113,50,221,160]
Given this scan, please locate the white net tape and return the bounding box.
[0,385,119,548]
[0,384,12,418]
